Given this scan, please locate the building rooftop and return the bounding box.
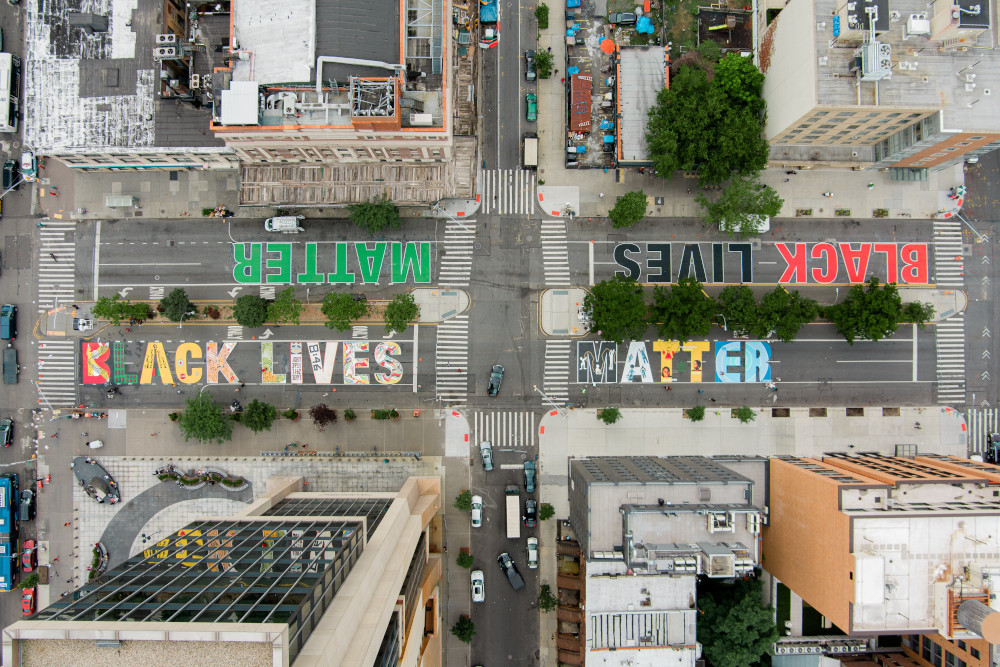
[617,47,667,164]
[808,0,1000,130]
[24,0,225,154]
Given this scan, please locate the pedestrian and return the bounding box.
[547,46,552,52]
[867,182,875,189]
[53,557,59,562]
[783,178,790,183]
[49,253,57,261]
[848,444,855,448]
[710,398,716,402]
[686,188,692,194]
[664,385,671,390]
[823,192,833,198]
[599,192,605,198]
[63,522,70,526]
[560,77,565,83]
[240,382,245,389]
[697,389,704,394]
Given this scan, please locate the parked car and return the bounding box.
[0,304,16,340]
[19,489,34,522]
[2,160,16,190]
[21,587,35,616]
[471,495,483,528]
[523,461,536,493]
[527,536,539,569]
[21,540,36,573]
[19,151,36,182]
[609,12,637,23]
[86,440,104,449]
[0,418,11,447]
[480,441,494,471]
[487,364,504,397]
[525,93,537,122]
[471,569,485,602]
[524,499,537,528]
[524,50,536,81]
[987,433,1000,464]
[497,552,524,590]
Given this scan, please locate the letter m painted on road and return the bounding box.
[392,242,431,284]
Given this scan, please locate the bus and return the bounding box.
[0,53,22,134]
[0,474,18,591]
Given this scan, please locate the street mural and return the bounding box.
[613,242,929,284]
[578,340,773,384]
[232,241,432,285]
[81,340,406,387]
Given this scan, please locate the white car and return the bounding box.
[479,441,494,471]
[527,536,539,569]
[471,569,485,603]
[86,440,104,449]
[471,495,483,528]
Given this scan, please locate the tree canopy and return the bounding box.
[92,295,153,325]
[903,301,935,328]
[267,287,303,325]
[242,399,277,433]
[160,288,196,322]
[384,293,420,335]
[716,285,758,336]
[177,394,233,444]
[450,615,476,643]
[608,190,647,228]
[309,404,338,428]
[233,294,268,328]
[697,174,783,238]
[321,293,371,331]
[649,277,717,344]
[697,577,778,667]
[348,194,402,234]
[582,275,648,344]
[755,287,819,342]
[646,54,769,186]
[534,50,554,78]
[827,277,903,344]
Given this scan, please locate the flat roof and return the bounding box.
[316,0,401,81]
[24,0,224,153]
[617,47,667,163]
[232,0,316,84]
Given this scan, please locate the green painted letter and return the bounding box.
[327,243,356,284]
[233,243,262,284]
[355,242,387,284]
[392,241,432,284]
[297,242,326,284]
[265,243,293,284]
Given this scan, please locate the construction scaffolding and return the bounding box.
[407,0,445,75]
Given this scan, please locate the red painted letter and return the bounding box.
[839,243,872,283]
[900,243,929,284]
[810,243,837,283]
[873,243,899,283]
[776,243,807,283]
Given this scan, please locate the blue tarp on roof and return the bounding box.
[567,0,581,7]
[636,16,655,33]
[480,0,498,23]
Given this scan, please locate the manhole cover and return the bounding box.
[526,235,534,243]
[475,243,481,249]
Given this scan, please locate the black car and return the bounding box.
[487,364,504,396]
[497,552,525,590]
[1,161,16,191]
[987,433,1000,464]
[523,499,537,528]
[524,50,536,81]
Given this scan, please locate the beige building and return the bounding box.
[2,476,443,667]
[759,0,1000,172]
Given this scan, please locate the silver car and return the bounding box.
[527,536,539,569]
[471,495,483,528]
[471,569,485,603]
[480,441,494,471]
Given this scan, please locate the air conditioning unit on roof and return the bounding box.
[153,47,177,59]
[156,33,177,44]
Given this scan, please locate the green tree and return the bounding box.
[233,294,268,328]
[451,615,476,643]
[267,287,303,325]
[735,406,756,423]
[539,503,555,521]
[92,295,153,325]
[454,490,473,511]
[716,285,758,336]
[688,405,706,422]
[608,190,647,228]
[697,174,783,238]
[535,2,549,29]
[309,404,337,428]
[645,59,768,186]
[697,39,722,62]
[697,577,779,667]
[714,52,766,113]
[538,584,559,612]
[827,277,903,345]
[753,287,819,343]
[321,292,371,331]
[903,301,935,329]
[384,293,420,335]
[534,50,554,78]
[160,288,196,322]
[348,194,402,234]
[583,275,648,344]
[242,399,277,434]
[177,394,233,444]
[649,277,716,344]
[598,407,622,425]
[20,573,39,589]
[457,551,475,569]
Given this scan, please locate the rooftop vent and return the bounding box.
[68,12,109,34]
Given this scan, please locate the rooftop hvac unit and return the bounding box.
[282,93,296,116]
[156,33,177,44]
[410,113,433,126]
[190,74,200,88]
[153,47,177,59]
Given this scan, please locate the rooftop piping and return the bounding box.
[315,56,406,97]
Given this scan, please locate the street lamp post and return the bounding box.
[533,385,566,416]
[178,309,197,329]
[714,313,728,332]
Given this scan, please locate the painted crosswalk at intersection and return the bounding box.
[966,407,998,455]
[932,220,964,288]
[435,315,469,403]
[439,220,475,287]
[37,221,77,311]
[935,315,966,406]
[473,411,537,450]
[542,340,571,405]
[37,340,78,407]
[541,221,570,286]
[480,169,536,215]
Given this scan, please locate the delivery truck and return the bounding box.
[523,134,538,169]
[505,484,521,539]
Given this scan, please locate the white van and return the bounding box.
[264,216,304,233]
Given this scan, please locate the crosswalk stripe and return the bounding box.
[435,315,469,402]
[38,225,77,312]
[438,221,476,287]
[967,408,999,454]
[540,221,571,286]
[36,340,78,407]
[541,340,571,404]
[932,221,965,288]
[480,169,536,215]
[473,411,537,450]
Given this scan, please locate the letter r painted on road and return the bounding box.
[233,243,262,283]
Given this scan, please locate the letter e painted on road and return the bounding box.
[343,342,371,385]
[613,244,641,280]
[715,341,743,382]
